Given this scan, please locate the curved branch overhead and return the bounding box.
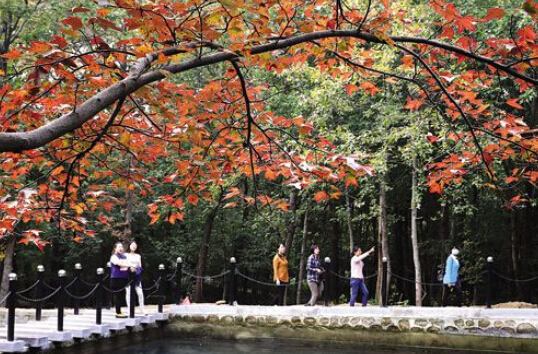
[0,30,536,153]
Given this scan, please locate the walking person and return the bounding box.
[125,241,147,315]
[109,242,133,318]
[305,244,324,306]
[273,243,289,306]
[442,247,462,307]
[350,245,374,307]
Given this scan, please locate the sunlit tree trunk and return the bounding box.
[0,237,15,306]
[194,191,223,303]
[410,157,422,306]
[376,176,390,304]
[346,191,354,254]
[296,209,308,305]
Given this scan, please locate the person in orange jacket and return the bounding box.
[273,243,289,306]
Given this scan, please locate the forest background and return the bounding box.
[0,0,537,307]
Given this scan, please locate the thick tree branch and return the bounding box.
[1,30,537,153]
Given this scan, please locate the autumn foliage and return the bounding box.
[2,0,538,247]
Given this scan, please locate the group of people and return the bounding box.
[273,243,463,307]
[110,241,146,318]
[109,240,462,313]
[272,243,375,307]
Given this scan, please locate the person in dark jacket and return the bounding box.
[305,244,324,306]
[109,242,133,318]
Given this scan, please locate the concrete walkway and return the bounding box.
[0,305,170,353]
[1,304,537,353]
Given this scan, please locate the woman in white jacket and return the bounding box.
[125,241,146,315]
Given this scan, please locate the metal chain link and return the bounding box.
[102,280,133,293]
[42,281,57,291]
[15,280,41,295]
[165,267,178,281]
[64,277,79,290]
[492,271,538,283]
[65,284,100,300]
[183,270,230,280]
[329,270,378,281]
[142,278,161,292]
[235,270,304,287]
[79,278,98,287]
[16,287,61,303]
[389,271,444,287]
[0,292,11,306]
[388,270,487,287]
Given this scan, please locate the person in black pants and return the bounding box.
[109,242,133,318]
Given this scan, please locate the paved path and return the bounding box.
[0,306,171,353]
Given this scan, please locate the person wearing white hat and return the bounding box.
[442,247,462,307]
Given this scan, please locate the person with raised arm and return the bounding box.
[350,245,375,307]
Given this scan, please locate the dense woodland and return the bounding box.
[1,0,538,307]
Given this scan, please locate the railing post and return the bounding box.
[382,257,388,307]
[96,268,104,325]
[35,265,44,321]
[228,257,236,305]
[129,268,136,318]
[106,262,111,310]
[74,263,82,315]
[486,256,493,309]
[324,257,331,306]
[158,264,165,313]
[175,257,183,304]
[7,273,17,342]
[57,270,66,332]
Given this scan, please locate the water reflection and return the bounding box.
[103,339,428,354]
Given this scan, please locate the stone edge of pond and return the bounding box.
[32,309,538,354]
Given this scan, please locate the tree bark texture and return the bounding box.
[194,195,223,303]
[376,176,390,305]
[410,157,422,306]
[0,236,15,307]
[346,191,354,254]
[296,209,308,305]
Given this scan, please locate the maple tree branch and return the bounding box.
[127,94,164,133]
[57,97,126,212]
[357,0,372,33]
[396,44,506,195]
[2,30,538,153]
[230,60,253,146]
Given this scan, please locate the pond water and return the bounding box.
[101,339,460,354]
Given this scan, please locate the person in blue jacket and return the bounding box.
[442,247,462,307]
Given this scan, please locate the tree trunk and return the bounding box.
[329,203,341,302]
[511,210,522,299]
[0,236,15,307]
[410,157,422,306]
[194,194,223,303]
[296,209,309,305]
[376,176,390,304]
[284,191,297,255]
[346,191,354,254]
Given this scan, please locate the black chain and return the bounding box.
[183,270,230,280]
[80,278,98,287]
[15,280,41,294]
[235,270,304,287]
[102,280,133,293]
[0,292,11,306]
[65,284,100,300]
[165,267,178,281]
[329,270,378,281]
[142,278,161,292]
[16,287,61,303]
[492,271,538,283]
